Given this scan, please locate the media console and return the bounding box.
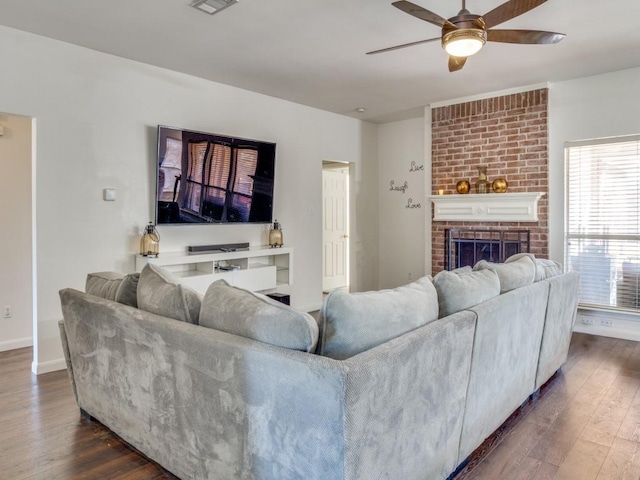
[135,246,292,294]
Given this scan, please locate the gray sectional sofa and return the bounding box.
[59,255,579,480]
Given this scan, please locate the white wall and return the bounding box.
[350,121,380,293]
[0,25,378,373]
[548,67,640,263]
[377,117,426,289]
[0,114,33,351]
[549,67,640,339]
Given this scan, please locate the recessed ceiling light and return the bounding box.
[191,0,238,15]
[355,108,366,113]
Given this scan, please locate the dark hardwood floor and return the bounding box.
[1,333,639,479]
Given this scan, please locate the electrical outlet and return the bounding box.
[408,272,413,281]
[3,305,11,318]
[600,318,614,327]
[581,316,594,325]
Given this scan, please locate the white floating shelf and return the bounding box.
[428,192,546,222]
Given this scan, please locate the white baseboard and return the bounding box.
[32,358,67,375]
[574,309,640,342]
[0,337,33,352]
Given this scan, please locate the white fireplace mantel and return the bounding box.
[428,192,546,222]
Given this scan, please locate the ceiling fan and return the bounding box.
[367,0,565,72]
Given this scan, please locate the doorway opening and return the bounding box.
[0,112,35,369]
[322,161,350,293]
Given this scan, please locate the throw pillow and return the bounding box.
[137,264,202,324]
[474,255,536,293]
[318,275,439,360]
[433,268,500,318]
[505,253,563,282]
[199,280,318,352]
[85,272,125,301]
[115,272,140,308]
[533,258,563,281]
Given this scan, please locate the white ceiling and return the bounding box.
[1,0,640,123]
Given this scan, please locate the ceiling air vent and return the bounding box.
[191,0,238,15]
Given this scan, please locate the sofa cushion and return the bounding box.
[505,253,563,282]
[115,272,139,308]
[199,280,318,352]
[433,269,500,318]
[85,272,124,301]
[318,276,439,360]
[533,258,563,281]
[473,256,536,293]
[137,264,201,324]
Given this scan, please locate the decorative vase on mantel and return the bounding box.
[475,166,490,194]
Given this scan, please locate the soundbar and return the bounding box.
[188,242,250,254]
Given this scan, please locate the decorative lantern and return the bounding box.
[268,219,283,248]
[140,222,160,257]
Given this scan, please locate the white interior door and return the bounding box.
[322,167,349,292]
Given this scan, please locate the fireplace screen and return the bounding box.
[446,229,531,270]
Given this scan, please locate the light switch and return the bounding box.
[103,188,116,201]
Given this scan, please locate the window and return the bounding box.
[565,136,640,312]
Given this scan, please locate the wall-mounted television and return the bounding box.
[156,126,276,224]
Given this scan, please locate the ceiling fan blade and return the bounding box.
[392,1,456,29]
[482,0,548,29]
[366,37,440,55]
[448,56,467,72]
[487,29,565,44]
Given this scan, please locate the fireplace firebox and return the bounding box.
[446,229,530,270]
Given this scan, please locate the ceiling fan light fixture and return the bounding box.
[442,28,486,57]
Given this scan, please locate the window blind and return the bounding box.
[233,148,258,196]
[565,135,640,312]
[205,144,231,200]
[185,141,209,213]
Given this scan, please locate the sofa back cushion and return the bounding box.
[318,275,439,360]
[505,253,563,282]
[433,269,500,318]
[137,264,201,324]
[115,272,139,308]
[199,280,318,352]
[474,255,536,293]
[85,272,124,301]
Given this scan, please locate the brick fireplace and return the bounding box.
[431,88,549,275]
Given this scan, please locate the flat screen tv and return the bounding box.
[156,126,276,224]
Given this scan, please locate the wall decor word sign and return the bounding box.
[409,161,424,172]
[389,180,409,193]
[406,198,422,209]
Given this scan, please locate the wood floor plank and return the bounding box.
[580,372,640,447]
[510,457,558,480]
[460,419,548,479]
[554,438,610,480]
[617,384,640,443]
[596,437,640,480]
